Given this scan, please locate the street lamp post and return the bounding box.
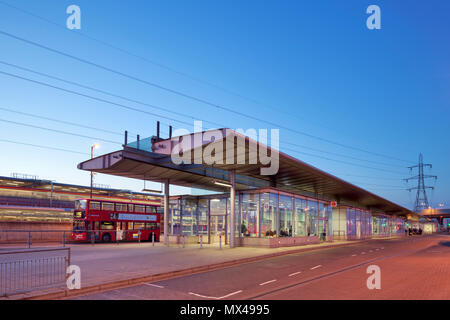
[90,144,99,198]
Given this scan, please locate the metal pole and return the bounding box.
[138,230,141,244]
[219,234,222,250]
[164,179,169,247]
[182,234,185,248]
[152,232,155,246]
[28,232,31,248]
[50,181,53,208]
[90,146,94,199]
[91,231,95,245]
[230,170,236,248]
[200,234,203,249]
[62,231,66,247]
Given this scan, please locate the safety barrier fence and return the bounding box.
[0,247,70,297]
[0,230,160,248]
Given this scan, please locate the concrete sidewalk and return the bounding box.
[1,237,406,299]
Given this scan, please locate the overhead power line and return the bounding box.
[0,68,405,175]
[0,105,124,137]
[0,60,409,171]
[0,138,89,155]
[0,70,192,128]
[282,147,405,175]
[281,141,405,168]
[0,60,224,129]
[0,118,121,145]
[0,29,414,165]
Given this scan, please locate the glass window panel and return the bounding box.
[181,198,197,236]
[134,205,145,213]
[89,201,101,210]
[307,200,318,236]
[260,193,277,237]
[279,195,293,237]
[294,198,306,236]
[240,193,258,237]
[197,199,208,236]
[116,203,127,211]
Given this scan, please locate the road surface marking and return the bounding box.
[369,250,373,253]
[351,254,357,257]
[188,290,243,300]
[361,252,366,255]
[247,244,434,300]
[288,271,302,277]
[144,283,164,289]
[375,248,379,251]
[310,265,322,270]
[259,280,277,286]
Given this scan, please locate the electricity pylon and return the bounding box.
[404,153,437,212]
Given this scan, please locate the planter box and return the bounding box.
[239,236,320,248]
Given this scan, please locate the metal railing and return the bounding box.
[0,229,161,249]
[0,247,70,296]
[0,230,71,248]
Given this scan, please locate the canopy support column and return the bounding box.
[164,179,169,246]
[230,170,236,248]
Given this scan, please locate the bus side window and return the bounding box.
[102,202,114,211]
[128,222,134,230]
[128,204,134,212]
[116,203,127,211]
[89,201,101,210]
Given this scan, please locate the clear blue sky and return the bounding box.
[0,0,448,208]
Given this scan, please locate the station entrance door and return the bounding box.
[209,214,226,245]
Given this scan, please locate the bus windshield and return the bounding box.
[73,220,86,232]
[75,199,87,210]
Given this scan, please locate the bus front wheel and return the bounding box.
[102,233,111,243]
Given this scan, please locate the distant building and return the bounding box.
[0,175,161,223]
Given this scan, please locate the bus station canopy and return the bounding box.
[78,128,416,218]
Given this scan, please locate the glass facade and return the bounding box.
[346,208,372,240]
[166,190,405,244]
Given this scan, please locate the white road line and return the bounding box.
[144,283,165,289]
[288,271,302,277]
[369,250,373,253]
[375,248,379,251]
[361,252,366,255]
[188,290,243,300]
[351,254,357,257]
[310,265,322,270]
[259,279,277,286]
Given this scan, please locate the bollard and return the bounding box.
[28,232,32,248]
[138,230,141,244]
[62,231,66,247]
[152,232,155,246]
[219,234,222,250]
[182,234,185,248]
[200,234,203,249]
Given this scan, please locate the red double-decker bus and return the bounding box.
[72,198,161,243]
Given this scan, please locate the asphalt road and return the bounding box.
[72,234,450,300]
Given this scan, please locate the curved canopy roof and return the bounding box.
[78,129,416,218]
